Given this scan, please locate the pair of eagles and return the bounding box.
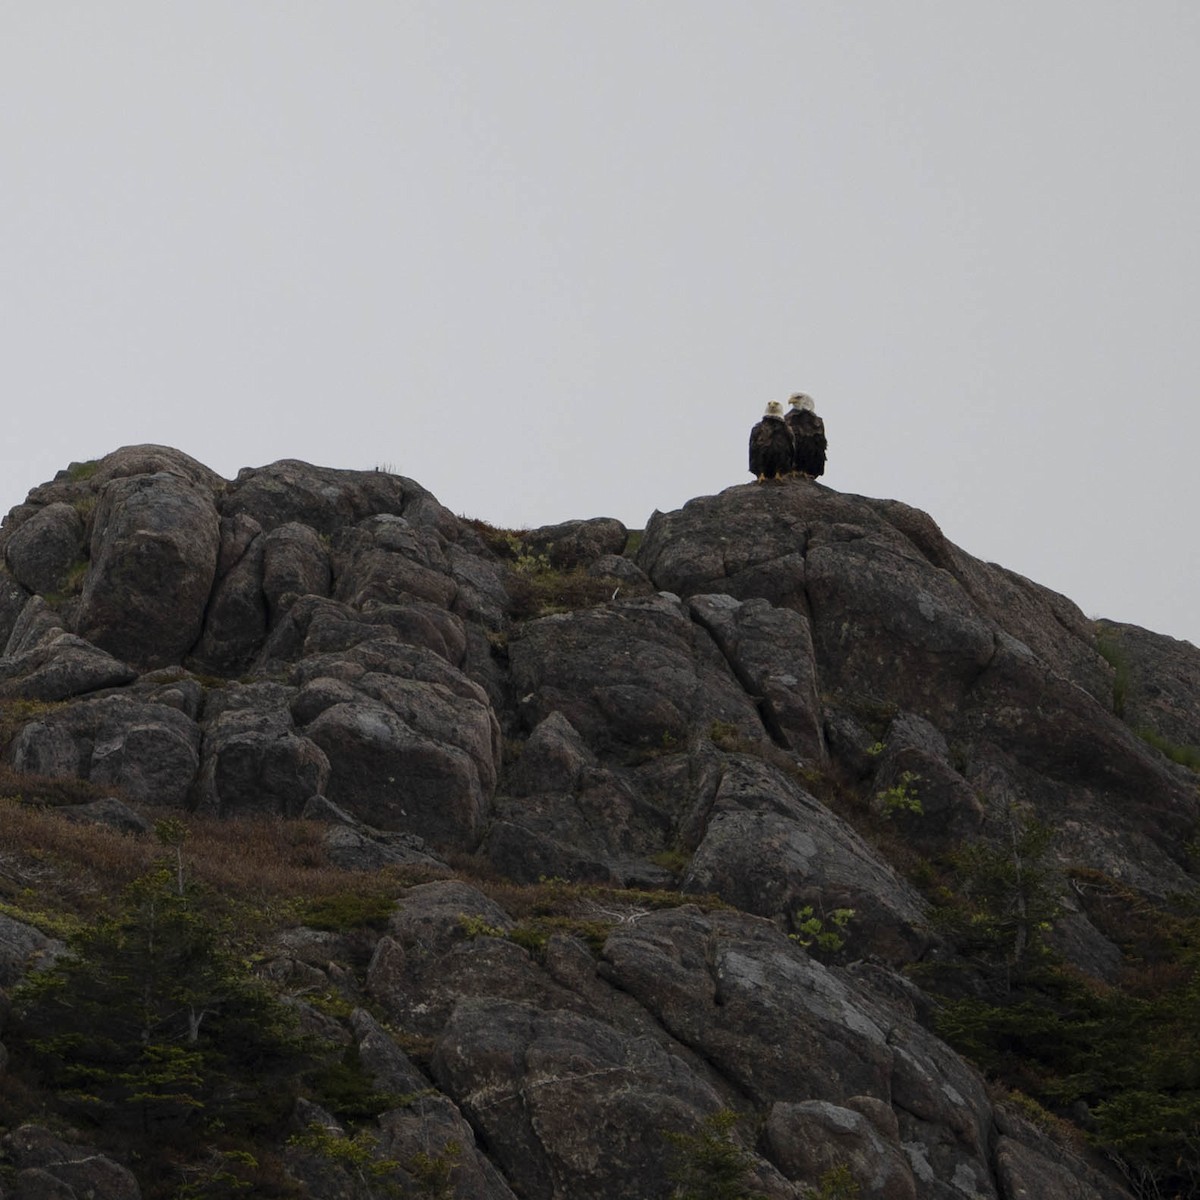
[749,393,827,481]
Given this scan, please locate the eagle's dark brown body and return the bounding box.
[748,416,794,481]
[786,407,827,478]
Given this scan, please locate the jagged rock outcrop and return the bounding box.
[0,449,1195,1200]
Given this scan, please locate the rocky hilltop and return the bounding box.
[0,445,1197,1200]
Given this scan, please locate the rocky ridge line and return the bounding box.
[0,444,1196,1199]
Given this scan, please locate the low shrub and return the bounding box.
[295,890,397,932]
[506,564,624,619]
[1136,725,1200,772]
[790,905,855,956]
[1094,626,1131,718]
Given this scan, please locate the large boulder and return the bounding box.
[191,687,329,818]
[638,485,1001,725]
[990,1106,1132,1200]
[332,515,458,610]
[85,444,225,493]
[5,597,69,656]
[2,502,86,597]
[76,472,221,669]
[637,484,1111,725]
[485,711,678,885]
[805,531,995,725]
[260,593,469,669]
[191,516,268,672]
[0,620,138,703]
[636,484,821,605]
[601,906,999,1195]
[952,637,1200,897]
[861,496,1111,701]
[522,517,628,568]
[764,1100,916,1200]
[261,521,332,619]
[368,1037,521,1200]
[292,642,501,847]
[366,880,530,1035]
[600,906,895,1105]
[445,542,512,629]
[866,711,986,849]
[8,694,200,807]
[0,569,30,651]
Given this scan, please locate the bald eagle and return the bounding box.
[749,400,794,481]
[785,393,826,479]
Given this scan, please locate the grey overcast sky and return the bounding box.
[3,3,1198,647]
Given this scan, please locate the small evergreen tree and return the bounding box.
[939,806,1059,992]
[11,861,305,1143]
[662,1109,766,1200]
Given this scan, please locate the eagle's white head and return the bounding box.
[788,393,815,412]
[764,400,784,418]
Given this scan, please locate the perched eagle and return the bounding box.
[748,400,794,481]
[785,393,827,478]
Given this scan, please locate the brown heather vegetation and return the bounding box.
[0,792,441,932]
[0,762,127,807]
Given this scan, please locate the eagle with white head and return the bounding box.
[785,393,827,479]
[748,400,794,481]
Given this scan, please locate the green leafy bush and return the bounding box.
[790,905,855,955]
[875,771,922,817]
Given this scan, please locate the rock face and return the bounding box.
[637,484,1198,899]
[508,593,765,756]
[0,451,1194,1200]
[1097,617,1200,749]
